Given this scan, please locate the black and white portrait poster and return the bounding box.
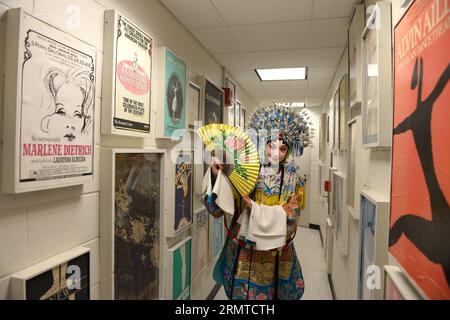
[112,12,153,133]
[18,11,96,184]
[204,79,223,125]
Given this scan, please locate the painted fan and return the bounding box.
[197,124,260,196]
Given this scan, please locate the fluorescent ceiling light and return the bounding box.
[255,67,307,81]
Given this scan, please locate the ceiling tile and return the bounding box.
[161,0,225,28]
[310,17,350,48]
[211,0,312,26]
[309,47,344,67]
[215,52,250,69]
[190,27,240,54]
[226,68,262,83]
[229,21,310,52]
[307,66,336,81]
[312,0,360,19]
[242,49,309,69]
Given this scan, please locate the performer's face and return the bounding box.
[47,84,84,142]
[267,139,288,164]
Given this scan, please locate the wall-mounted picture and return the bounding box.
[348,5,365,112]
[192,208,209,277]
[333,89,340,151]
[204,79,224,125]
[389,0,450,300]
[240,106,246,130]
[358,188,389,300]
[187,82,200,130]
[209,216,223,261]
[2,8,96,193]
[225,77,236,106]
[102,10,153,137]
[167,237,192,300]
[11,247,90,300]
[234,101,241,128]
[384,265,423,300]
[339,75,347,150]
[326,114,330,143]
[319,113,327,160]
[361,1,392,148]
[164,49,186,137]
[100,149,164,300]
[332,171,348,256]
[227,105,235,126]
[174,151,193,234]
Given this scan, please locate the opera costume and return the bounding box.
[202,105,313,300]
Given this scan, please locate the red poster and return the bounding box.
[389,0,450,299]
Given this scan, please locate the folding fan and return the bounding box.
[197,124,260,196]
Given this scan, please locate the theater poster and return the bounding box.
[2,9,96,193]
[164,49,186,137]
[174,151,193,234]
[110,11,153,134]
[204,79,224,125]
[389,0,450,299]
[167,237,191,300]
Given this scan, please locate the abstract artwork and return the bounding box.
[167,237,192,300]
[389,0,450,299]
[114,152,161,300]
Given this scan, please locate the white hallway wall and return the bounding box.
[316,0,413,300]
[0,0,257,299]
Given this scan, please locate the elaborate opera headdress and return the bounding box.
[247,104,314,161]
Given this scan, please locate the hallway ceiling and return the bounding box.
[160,0,361,107]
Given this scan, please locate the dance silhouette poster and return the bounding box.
[174,151,193,234]
[167,237,191,300]
[389,0,450,299]
[164,48,186,137]
[111,12,153,134]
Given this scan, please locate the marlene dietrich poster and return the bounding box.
[114,153,160,300]
[389,0,450,299]
[174,151,193,233]
[112,12,153,134]
[3,9,96,192]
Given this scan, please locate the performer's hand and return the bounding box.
[243,195,252,210]
[210,158,223,177]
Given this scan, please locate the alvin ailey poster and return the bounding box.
[164,48,186,137]
[112,12,153,134]
[18,11,95,184]
[174,151,193,233]
[389,0,450,299]
[114,153,160,299]
[25,252,90,300]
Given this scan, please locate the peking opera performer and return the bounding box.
[201,105,313,300]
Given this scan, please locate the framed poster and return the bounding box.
[209,216,224,261]
[11,247,90,300]
[319,113,326,160]
[166,237,192,300]
[203,78,224,125]
[389,0,450,300]
[326,114,330,143]
[333,89,340,151]
[338,74,347,150]
[384,265,423,300]
[225,77,236,103]
[346,116,363,220]
[332,171,349,256]
[240,106,246,130]
[2,8,96,193]
[192,208,209,278]
[227,105,235,126]
[100,148,165,300]
[348,5,365,115]
[187,82,200,130]
[357,189,389,300]
[174,150,193,234]
[234,101,241,128]
[361,1,392,148]
[102,10,153,137]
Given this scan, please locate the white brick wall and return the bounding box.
[0,0,257,300]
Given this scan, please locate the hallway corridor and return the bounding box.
[214,227,333,300]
